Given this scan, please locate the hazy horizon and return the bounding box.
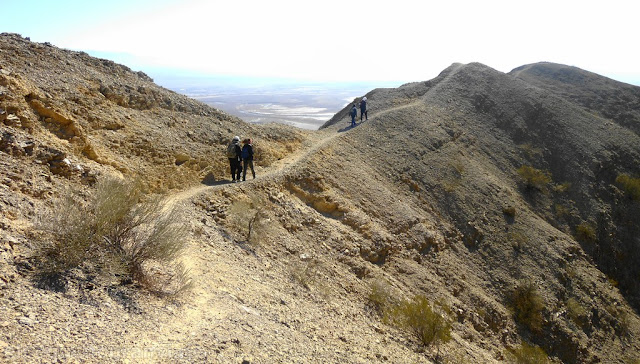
[161,77,398,130]
[3,0,638,87]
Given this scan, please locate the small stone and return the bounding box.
[18,316,34,326]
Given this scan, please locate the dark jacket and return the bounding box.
[350,106,357,117]
[242,144,254,161]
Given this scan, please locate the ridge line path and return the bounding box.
[164,126,339,210]
[122,69,464,360]
[121,124,353,363]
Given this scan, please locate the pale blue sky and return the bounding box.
[3,0,639,85]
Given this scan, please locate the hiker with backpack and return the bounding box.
[359,96,368,121]
[350,103,357,127]
[241,138,255,181]
[226,136,242,183]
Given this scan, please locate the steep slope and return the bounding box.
[308,62,640,362]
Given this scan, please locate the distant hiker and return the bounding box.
[227,136,242,182]
[241,138,255,181]
[359,96,368,121]
[350,104,357,127]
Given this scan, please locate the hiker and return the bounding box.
[226,136,242,182]
[241,138,255,181]
[359,96,368,121]
[350,103,357,127]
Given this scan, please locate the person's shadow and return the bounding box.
[201,172,232,186]
[338,123,358,133]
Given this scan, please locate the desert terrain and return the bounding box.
[1,33,639,363]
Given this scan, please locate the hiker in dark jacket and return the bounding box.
[227,136,242,182]
[241,138,255,181]
[350,104,357,127]
[359,96,368,121]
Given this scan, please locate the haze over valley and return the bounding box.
[163,80,398,130]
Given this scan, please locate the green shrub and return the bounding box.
[502,205,517,217]
[506,342,550,364]
[510,281,545,332]
[575,223,596,243]
[36,177,189,294]
[385,295,452,348]
[616,174,640,201]
[517,165,552,190]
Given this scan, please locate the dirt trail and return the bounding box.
[121,83,449,361]
[121,125,349,362]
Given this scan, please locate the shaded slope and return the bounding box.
[510,62,640,135]
[302,62,640,362]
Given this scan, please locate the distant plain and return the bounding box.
[164,80,402,129]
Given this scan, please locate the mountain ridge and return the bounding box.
[1,34,639,363]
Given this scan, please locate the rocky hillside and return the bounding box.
[1,33,639,363]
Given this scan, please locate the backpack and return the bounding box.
[226,143,237,158]
[241,145,251,160]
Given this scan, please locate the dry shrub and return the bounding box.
[519,143,543,160]
[385,295,452,349]
[509,231,529,252]
[566,297,587,328]
[517,165,552,190]
[616,174,640,201]
[506,342,550,364]
[553,182,571,193]
[510,281,545,332]
[554,204,570,218]
[367,279,395,314]
[226,196,271,244]
[35,177,189,294]
[35,193,94,274]
[575,223,596,243]
[291,259,319,290]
